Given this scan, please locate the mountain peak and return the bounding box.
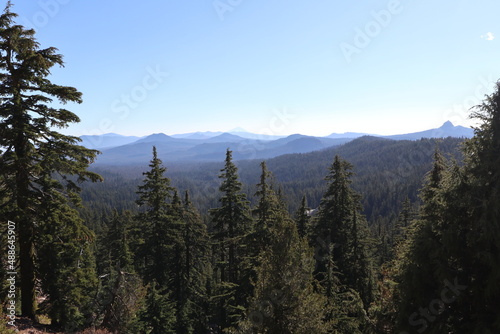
[229,127,248,133]
[440,121,454,129]
[207,133,245,143]
[137,133,172,143]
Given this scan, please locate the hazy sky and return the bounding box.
[10,0,500,137]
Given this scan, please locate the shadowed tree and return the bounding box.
[295,195,311,238]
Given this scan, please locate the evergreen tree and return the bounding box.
[394,145,471,333]
[460,80,500,332]
[393,196,414,243]
[97,210,144,333]
[294,195,311,238]
[138,281,176,334]
[169,189,210,334]
[35,172,98,331]
[395,82,500,333]
[181,191,211,333]
[135,146,175,286]
[0,3,101,320]
[133,147,180,332]
[250,161,280,256]
[313,155,374,308]
[238,195,329,334]
[209,149,252,330]
[100,210,133,272]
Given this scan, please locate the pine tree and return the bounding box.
[133,147,182,332]
[167,189,209,334]
[394,148,465,333]
[393,196,414,243]
[395,80,500,332]
[0,3,101,320]
[313,155,374,308]
[209,149,252,330]
[238,193,329,334]
[135,146,175,286]
[35,174,98,331]
[138,281,176,334]
[460,80,500,332]
[294,195,311,238]
[97,210,144,333]
[251,161,280,257]
[181,191,211,333]
[100,210,133,272]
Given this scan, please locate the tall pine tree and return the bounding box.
[239,163,330,333]
[134,147,177,333]
[0,3,101,321]
[180,191,211,333]
[135,146,175,286]
[209,149,252,331]
[294,195,311,239]
[238,209,329,334]
[395,82,500,333]
[313,155,374,309]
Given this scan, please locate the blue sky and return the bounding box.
[10,0,500,137]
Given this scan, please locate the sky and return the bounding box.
[9,0,500,137]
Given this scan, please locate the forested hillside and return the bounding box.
[81,136,464,231]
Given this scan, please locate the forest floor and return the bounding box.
[10,317,110,334]
[12,317,55,333]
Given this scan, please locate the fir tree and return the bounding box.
[394,148,461,333]
[313,155,374,308]
[250,161,280,257]
[134,147,182,332]
[238,195,329,334]
[36,184,98,331]
[461,80,500,332]
[395,80,500,332]
[138,282,176,334]
[209,149,252,330]
[181,191,211,333]
[0,3,101,320]
[294,195,311,238]
[97,210,144,333]
[135,146,175,286]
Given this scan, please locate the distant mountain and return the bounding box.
[228,131,285,141]
[84,121,473,165]
[93,133,351,165]
[171,129,284,141]
[384,121,473,140]
[205,133,247,143]
[171,131,223,139]
[326,132,372,139]
[325,122,473,140]
[135,133,174,143]
[79,133,142,149]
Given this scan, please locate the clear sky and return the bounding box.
[9,0,500,137]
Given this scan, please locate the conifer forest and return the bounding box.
[1,3,500,334]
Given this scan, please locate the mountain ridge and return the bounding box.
[82,121,473,165]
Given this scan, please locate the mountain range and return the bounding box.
[81,121,473,165]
